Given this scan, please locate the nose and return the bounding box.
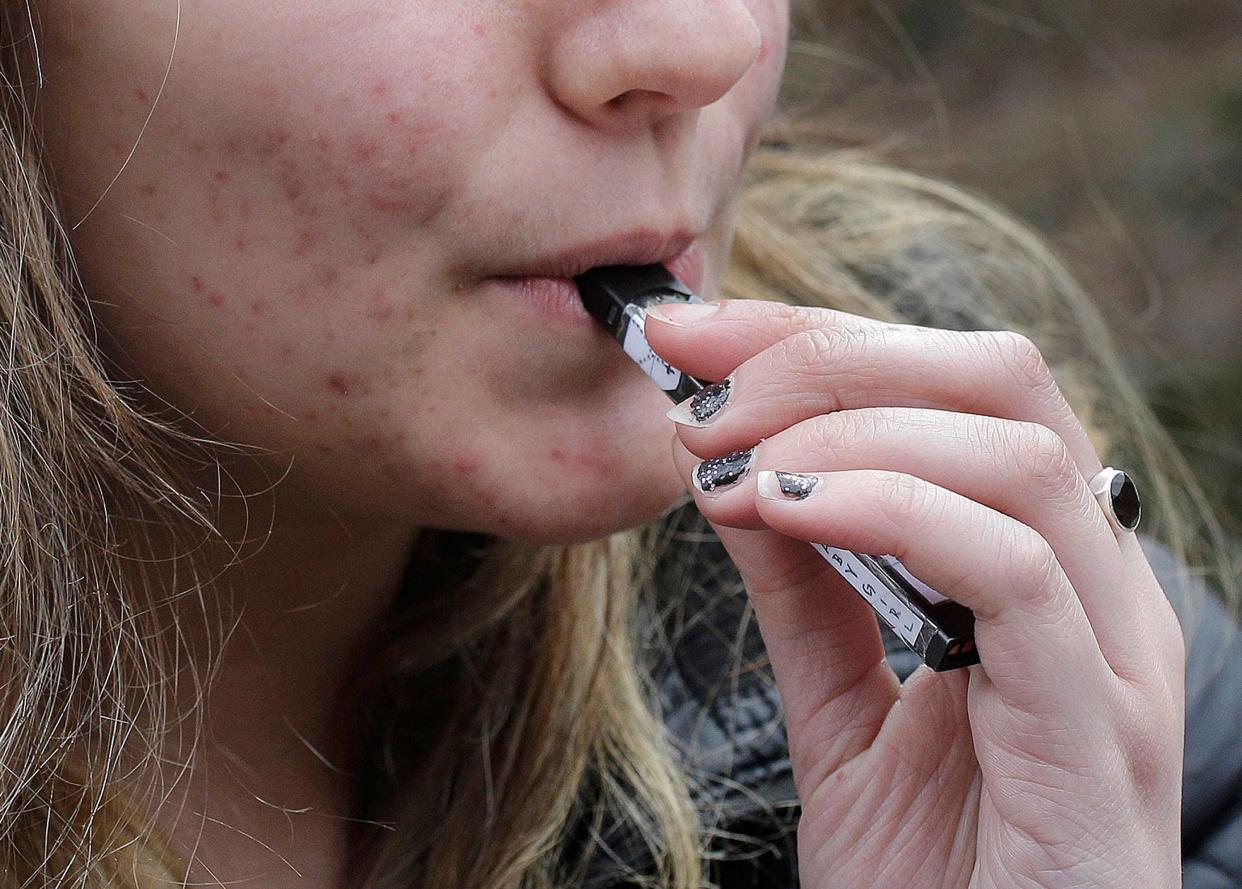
[545,0,764,131]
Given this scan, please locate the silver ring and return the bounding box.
[1088,466,1142,535]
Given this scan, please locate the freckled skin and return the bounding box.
[28,0,790,544]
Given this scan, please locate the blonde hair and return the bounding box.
[1,4,1237,888]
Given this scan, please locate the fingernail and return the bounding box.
[757,470,820,501]
[666,375,734,426]
[645,301,720,327]
[692,447,754,498]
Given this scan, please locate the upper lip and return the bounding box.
[492,227,697,280]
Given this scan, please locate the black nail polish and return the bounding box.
[695,447,753,493]
[774,471,819,500]
[689,376,732,423]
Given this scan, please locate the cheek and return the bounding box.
[118,36,504,414]
[41,14,518,513]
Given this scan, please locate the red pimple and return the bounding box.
[368,80,391,100]
[134,85,149,103]
[326,372,350,396]
[250,299,268,316]
[301,409,319,421]
[367,193,409,212]
[365,251,381,265]
[365,293,395,320]
[472,22,488,38]
[214,170,231,183]
[190,276,206,293]
[319,266,340,287]
[139,183,157,197]
[386,110,402,124]
[405,120,445,156]
[234,237,248,252]
[207,290,226,307]
[189,140,205,154]
[454,452,481,474]
[277,160,305,202]
[294,229,319,257]
[351,140,381,163]
[257,129,291,159]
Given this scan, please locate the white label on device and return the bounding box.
[622,306,682,391]
[810,543,925,646]
[874,555,950,605]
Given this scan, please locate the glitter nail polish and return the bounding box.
[776,470,819,499]
[667,375,733,426]
[693,447,754,495]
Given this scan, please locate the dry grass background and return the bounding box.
[781,0,1242,525]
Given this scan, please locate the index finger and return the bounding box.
[644,297,1107,507]
[643,297,898,382]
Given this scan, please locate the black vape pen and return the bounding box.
[574,263,979,673]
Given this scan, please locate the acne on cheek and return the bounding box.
[186,87,454,317]
[253,81,453,229]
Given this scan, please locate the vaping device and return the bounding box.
[574,263,979,673]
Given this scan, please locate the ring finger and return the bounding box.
[669,406,1153,684]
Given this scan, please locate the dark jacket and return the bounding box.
[588,505,1242,887]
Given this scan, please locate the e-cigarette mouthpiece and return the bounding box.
[574,263,980,673]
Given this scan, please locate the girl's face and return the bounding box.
[33,1,789,544]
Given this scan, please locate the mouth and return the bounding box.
[490,227,701,283]
[483,229,706,326]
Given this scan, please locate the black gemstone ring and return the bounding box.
[1088,467,1142,535]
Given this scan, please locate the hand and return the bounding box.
[644,299,1186,889]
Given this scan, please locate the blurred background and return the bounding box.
[776,0,1242,530]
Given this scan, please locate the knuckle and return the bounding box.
[1009,527,1068,614]
[781,328,838,377]
[780,325,883,380]
[992,329,1057,392]
[1009,421,1081,502]
[875,471,936,527]
[801,408,886,457]
[764,299,811,330]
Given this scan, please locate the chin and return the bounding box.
[483,472,690,546]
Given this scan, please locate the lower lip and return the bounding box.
[488,242,706,326]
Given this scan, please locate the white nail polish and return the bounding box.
[757,470,820,501]
[666,375,733,427]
